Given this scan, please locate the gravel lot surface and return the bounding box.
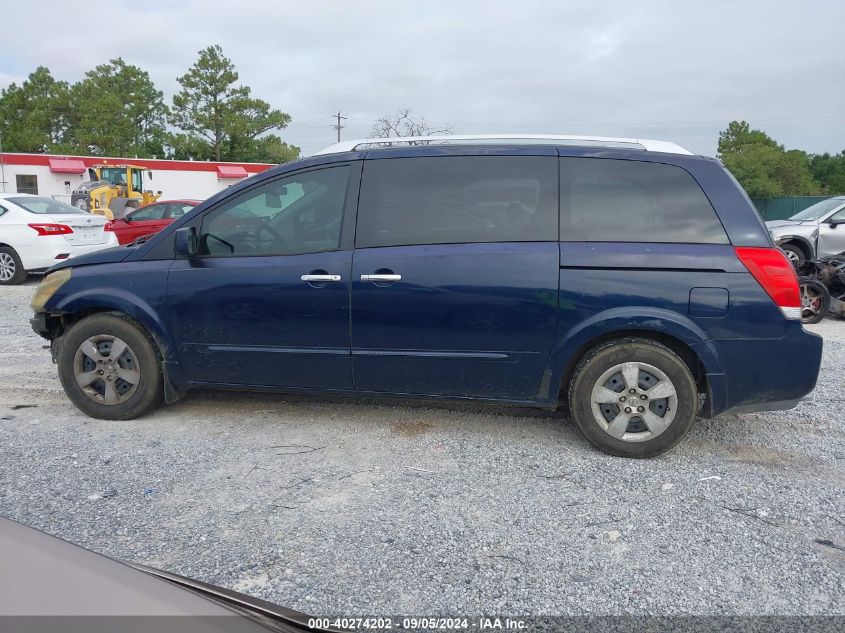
[1,279,844,616]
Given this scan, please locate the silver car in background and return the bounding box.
[766,196,845,264]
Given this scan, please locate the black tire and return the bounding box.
[780,243,806,266]
[57,312,163,420]
[799,277,830,325]
[0,246,27,285]
[568,337,698,458]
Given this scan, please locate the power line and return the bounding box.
[287,123,337,129]
[337,113,845,128]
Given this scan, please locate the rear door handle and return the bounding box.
[361,274,401,282]
[301,274,342,282]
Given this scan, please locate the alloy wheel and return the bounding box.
[801,283,824,320]
[784,249,801,265]
[0,253,15,281]
[590,361,678,442]
[73,335,141,405]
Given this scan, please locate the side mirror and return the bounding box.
[828,218,845,227]
[174,227,198,257]
[147,170,153,180]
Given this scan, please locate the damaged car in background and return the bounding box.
[766,196,845,264]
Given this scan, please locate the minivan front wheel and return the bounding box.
[569,338,698,458]
[57,313,163,420]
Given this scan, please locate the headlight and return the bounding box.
[31,268,72,312]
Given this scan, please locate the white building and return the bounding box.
[0,152,274,203]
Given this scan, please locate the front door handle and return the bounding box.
[301,274,342,282]
[361,274,401,282]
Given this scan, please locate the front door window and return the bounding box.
[199,166,350,258]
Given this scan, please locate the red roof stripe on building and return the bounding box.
[0,153,273,174]
[47,158,87,174]
[216,165,249,179]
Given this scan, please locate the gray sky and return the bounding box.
[1,0,843,157]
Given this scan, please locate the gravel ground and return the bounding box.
[1,279,844,616]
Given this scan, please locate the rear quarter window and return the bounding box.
[560,158,729,244]
[356,156,558,248]
[7,196,85,215]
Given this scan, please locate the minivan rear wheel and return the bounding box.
[568,338,698,458]
[57,313,163,420]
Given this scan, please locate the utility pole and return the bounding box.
[332,111,348,143]
[0,129,5,193]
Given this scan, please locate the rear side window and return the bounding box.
[7,196,85,214]
[356,156,558,248]
[560,158,728,244]
[129,204,167,221]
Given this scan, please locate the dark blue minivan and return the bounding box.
[30,135,823,457]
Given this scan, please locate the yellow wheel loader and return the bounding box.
[70,163,162,220]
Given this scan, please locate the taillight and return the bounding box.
[104,222,114,231]
[28,223,74,236]
[734,246,801,319]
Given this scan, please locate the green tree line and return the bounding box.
[718,120,845,197]
[0,45,299,164]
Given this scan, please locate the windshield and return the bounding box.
[99,167,127,186]
[8,196,85,214]
[789,198,844,221]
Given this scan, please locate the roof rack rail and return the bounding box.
[313,134,693,156]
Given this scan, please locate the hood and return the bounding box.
[765,221,820,239]
[0,517,318,630]
[47,244,133,273]
[0,518,236,617]
[765,219,817,229]
[74,180,111,193]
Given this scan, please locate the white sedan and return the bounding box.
[0,193,119,285]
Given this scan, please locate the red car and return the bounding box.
[106,199,201,245]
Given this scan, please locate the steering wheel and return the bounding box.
[254,223,285,251]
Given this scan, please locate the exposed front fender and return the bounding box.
[48,284,190,399]
[51,286,177,365]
